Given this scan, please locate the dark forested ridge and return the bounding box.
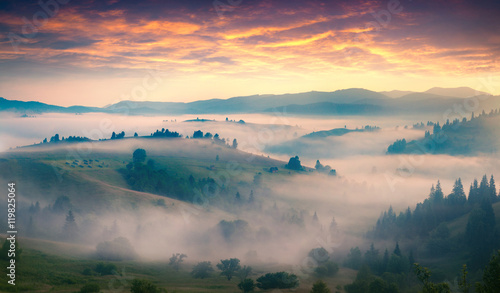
[387,109,500,155]
[341,175,500,293]
[371,176,499,270]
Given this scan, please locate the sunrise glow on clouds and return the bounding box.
[0,0,499,106]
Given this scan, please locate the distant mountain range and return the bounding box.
[1,87,496,116]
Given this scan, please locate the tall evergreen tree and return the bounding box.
[63,210,78,241]
[382,249,389,271]
[489,175,497,202]
[468,179,480,204]
[312,211,319,223]
[393,242,402,257]
[448,178,467,206]
[465,200,496,266]
[479,175,490,201]
[433,181,444,203]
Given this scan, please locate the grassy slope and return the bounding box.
[0,138,295,212]
[0,139,352,292]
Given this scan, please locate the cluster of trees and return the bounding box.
[344,265,400,293]
[308,247,340,277]
[225,117,246,124]
[218,219,249,242]
[40,134,91,144]
[286,156,303,171]
[344,242,412,291]
[190,130,238,148]
[388,107,500,155]
[410,251,500,293]
[151,128,181,138]
[362,125,380,131]
[315,160,337,176]
[372,176,499,269]
[110,131,125,139]
[121,149,196,202]
[123,149,247,206]
[387,139,406,154]
[168,253,187,271]
[189,257,299,292]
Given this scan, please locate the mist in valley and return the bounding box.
[2,111,500,265]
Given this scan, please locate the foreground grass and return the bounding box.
[0,237,355,293]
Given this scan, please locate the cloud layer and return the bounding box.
[0,0,499,105]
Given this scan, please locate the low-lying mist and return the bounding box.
[2,111,500,274]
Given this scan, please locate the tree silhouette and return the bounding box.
[475,250,500,293]
[217,258,241,280]
[238,279,255,293]
[285,156,303,171]
[133,148,147,164]
[192,130,203,139]
[191,261,214,279]
[63,210,78,241]
[310,280,331,293]
[169,253,187,271]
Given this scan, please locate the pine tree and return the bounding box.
[312,211,319,223]
[63,210,78,241]
[393,242,402,257]
[433,181,444,203]
[479,175,490,201]
[448,178,467,206]
[382,249,389,271]
[248,190,254,204]
[329,216,338,234]
[489,175,497,202]
[469,179,480,204]
[310,280,331,293]
[409,250,415,267]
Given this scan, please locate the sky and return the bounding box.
[0,0,499,106]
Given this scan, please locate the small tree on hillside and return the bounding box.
[169,253,187,271]
[310,280,331,293]
[413,263,451,293]
[133,148,147,164]
[238,265,252,281]
[285,156,303,171]
[130,279,160,293]
[256,272,299,290]
[238,278,255,293]
[191,261,214,279]
[192,130,203,139]
[475,250,500,293]
[217,258,241,281]
[63,210,78,241]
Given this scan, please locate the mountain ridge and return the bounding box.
[1,87,496,116]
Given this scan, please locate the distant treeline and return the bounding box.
[388,107,500,155]
[35,128,238,149]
